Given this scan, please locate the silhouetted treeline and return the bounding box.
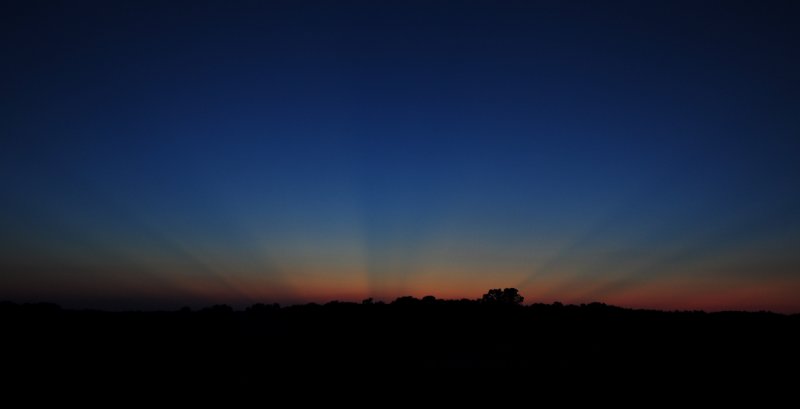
[2,291,799,385]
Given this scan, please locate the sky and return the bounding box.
[2,0,799,311]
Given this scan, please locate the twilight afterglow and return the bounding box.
[2,0,799,312]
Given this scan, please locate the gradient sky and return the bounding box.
[2,0,799,311]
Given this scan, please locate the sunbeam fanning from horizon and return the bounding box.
[2,0,800,312]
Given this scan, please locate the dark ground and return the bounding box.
[3,298,799,385]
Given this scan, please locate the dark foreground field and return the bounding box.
[3,298,799,384]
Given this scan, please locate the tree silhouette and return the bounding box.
[481,288,524,305]
[392,296,420,305]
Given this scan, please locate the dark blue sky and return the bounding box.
[2,0,799,311]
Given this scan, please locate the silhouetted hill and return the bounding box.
[2,295,799,385]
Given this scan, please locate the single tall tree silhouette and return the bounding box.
[481,288,524,305]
